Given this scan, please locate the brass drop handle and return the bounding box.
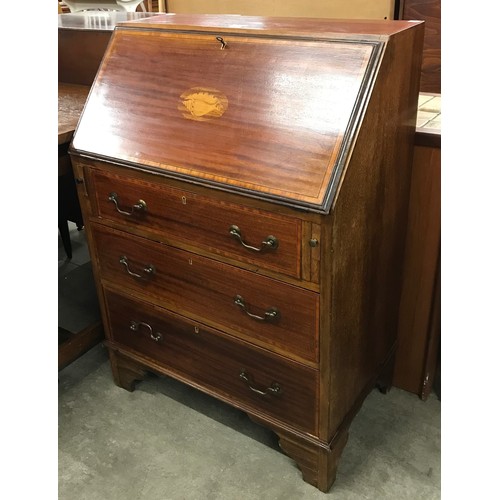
[119,255,156,279]
[239,370,281,397]
[108,192,147,216]
[229,225,279,252]
[234,295,280,322]
[129,321,163,342]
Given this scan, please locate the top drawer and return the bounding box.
[89,169,302,278]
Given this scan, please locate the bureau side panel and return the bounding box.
[323,24,424,436]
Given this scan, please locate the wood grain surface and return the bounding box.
[394,144,441,397]
[89,168,303,278]
[119,13,420,37]
[72,27,379,212]
[69,15,425,493]
[400,0,441,93]
[93,224,319,364]
[58,83,90,144]
[104,287,319,433]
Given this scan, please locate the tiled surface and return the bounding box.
[417,93,441,131]
[58,223,101,333]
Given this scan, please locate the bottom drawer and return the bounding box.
[104,288,318,434]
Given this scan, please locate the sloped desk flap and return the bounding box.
[72,25,383,213]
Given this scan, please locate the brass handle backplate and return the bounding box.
[109,192,147,216]
[119,255,155,279]
[229,225,279,252]
[234,295,280,322]
[129,321,163,342]
[239,370,281,397]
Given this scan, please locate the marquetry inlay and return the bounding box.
[179,87,228,121]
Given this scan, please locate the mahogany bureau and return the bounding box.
[69,14,424,492]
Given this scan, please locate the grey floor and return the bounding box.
[58,224,441,500]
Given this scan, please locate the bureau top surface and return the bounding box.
[71,15,421,213]
[116,14,420,38]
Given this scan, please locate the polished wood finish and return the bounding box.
[89,168,303,278]
[73,28,379,212]
[121,14,417,35]
[398,0,441,93]
[70,15,424,492]
[105,287,319,432]
[393,137,441,398]
[93,224,319,364]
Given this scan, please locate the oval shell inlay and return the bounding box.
[179,87,228,121]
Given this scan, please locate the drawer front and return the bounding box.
[104,288,318,434]
[93,225,319,364]
[90,169,302,278]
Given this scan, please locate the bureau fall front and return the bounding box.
[69,14,424,492]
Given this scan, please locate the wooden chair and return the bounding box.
[141,1,166,11]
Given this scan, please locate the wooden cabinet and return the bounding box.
[70,14,424,492]
[394,124,441,399]
[393,0,442,392]
[398,0,441,93]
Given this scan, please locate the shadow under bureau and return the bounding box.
[70,14,424,492]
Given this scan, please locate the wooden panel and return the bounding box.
[89,168,302,278]
[324,23,424,434]
[59,29,112,86]
[400,0,441,93]
[58,12,161,85]
[72,28,378,212]
[93,225,319,364]
[104,287,319,433]
[166,0,395,20]
[393,144,441,396]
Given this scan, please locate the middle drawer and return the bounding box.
[93,224,319,364]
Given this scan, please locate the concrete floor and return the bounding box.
[58,225,441,499]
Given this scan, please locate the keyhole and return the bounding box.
[181,196,187,205]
